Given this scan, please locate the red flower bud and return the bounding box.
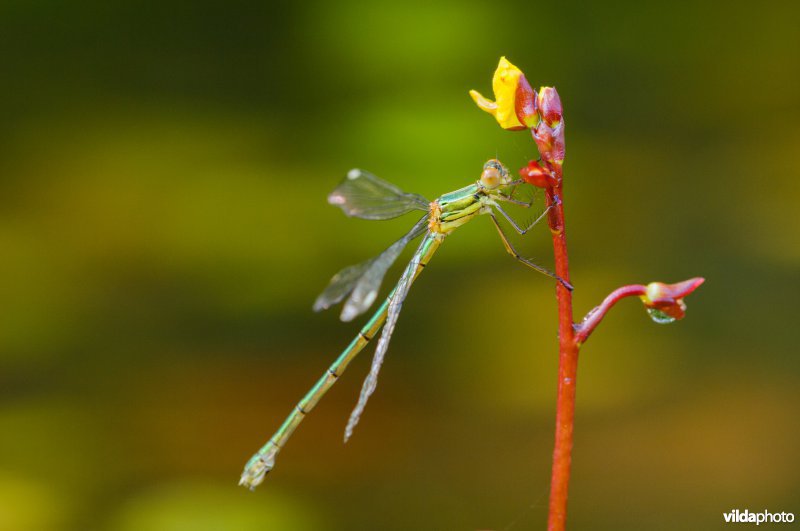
[519,160,552,188]
[515,74,539,129]
[537,87,563,128]
[531,86,565,165]
[533,122,566,166]
[640,277,705,323]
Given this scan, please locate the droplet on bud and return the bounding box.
[646,307,678,324]
[639,278,703,323]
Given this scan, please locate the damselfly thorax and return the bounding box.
[428,160,515,234]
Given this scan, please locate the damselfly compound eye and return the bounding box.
[480,159,508,189]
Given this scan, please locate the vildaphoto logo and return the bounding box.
[723,509,795,525]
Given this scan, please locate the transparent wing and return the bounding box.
[343,233,432,442]
[339,237,407,322]
[312,215,429,320]
[328,169,429,220]
[311,260,372,313]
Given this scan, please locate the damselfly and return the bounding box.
[240,159,571,489]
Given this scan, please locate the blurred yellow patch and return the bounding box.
[0,475,70,531]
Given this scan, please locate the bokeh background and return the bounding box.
[1,1,798,530]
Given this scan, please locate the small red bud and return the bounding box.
[532,125,553,157]
[514,74,539,129]
[640,278,705,323]
[645,278,705,304]
[533,122,565,166]
[519,160,551,188]
[538,87,563,128]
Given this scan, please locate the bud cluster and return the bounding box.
[470,57,565,185]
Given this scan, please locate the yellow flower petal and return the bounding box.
[491,56,525,129]
[469,56,526,130]
[469,89,497,114]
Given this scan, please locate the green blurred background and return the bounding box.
[1,1,798,530]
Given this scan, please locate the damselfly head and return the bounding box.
[480,159,511,189]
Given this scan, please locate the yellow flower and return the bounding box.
[469,56,537,130]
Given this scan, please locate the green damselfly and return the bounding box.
[240,159,571,489]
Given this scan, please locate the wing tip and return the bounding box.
[339,305,357,322]
[327,191,345,206]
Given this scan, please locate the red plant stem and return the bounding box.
[545,183,578,531]
[541,194,700,530]
[573,284,647,346]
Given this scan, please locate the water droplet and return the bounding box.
[646,308,676,324]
